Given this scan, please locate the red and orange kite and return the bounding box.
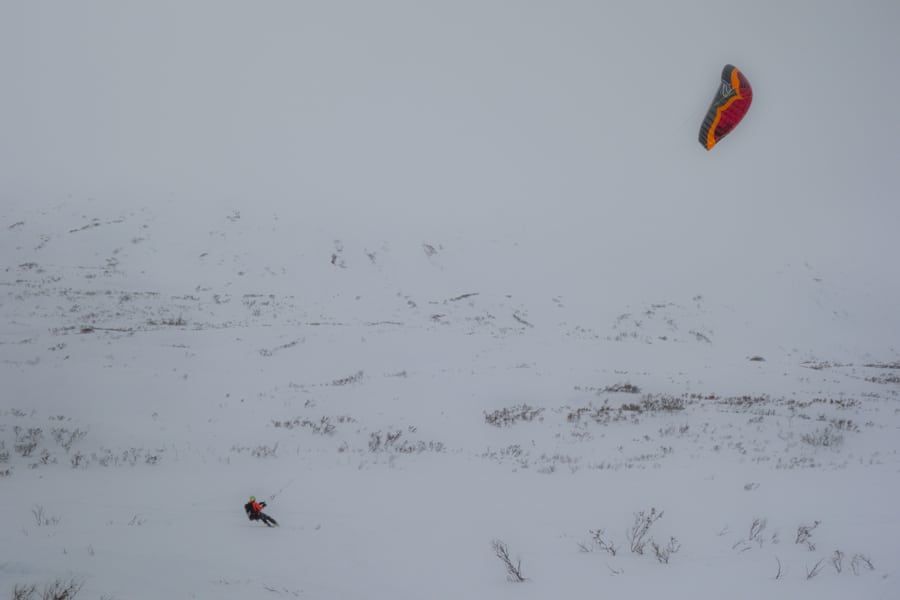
[699,64,753,150]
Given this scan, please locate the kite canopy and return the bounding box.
[699,64,753,150]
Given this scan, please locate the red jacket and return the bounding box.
[250,500,265,514]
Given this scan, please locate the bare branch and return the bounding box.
[491,539,527,582]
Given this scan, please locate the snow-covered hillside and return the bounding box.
[2,204,898,599]
[2,1,899,599]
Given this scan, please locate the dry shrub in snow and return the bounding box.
[484,404,544,427]
[272,415,356,434]
[627,507,663,555]
[801,427,843,448]
[604,382,641,393]
[850,553,874,575]
[652,537,681,563]
[491,539,527,582]
[13,426,42,457]
[31,504,60,527]
[331,370,364,386]
[230,443,279,458]
[368,429,444,454]
[584,507,679,564]
[795,520,820,551]
[732,517,774,553]
[806,558,826,580]
[621,395,686,413]
[13,578,82,600]
[831,550,845,573]
[579,529,619,556]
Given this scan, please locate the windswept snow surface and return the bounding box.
[2,1,900,599]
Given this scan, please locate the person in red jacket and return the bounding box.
[244,495,278,527]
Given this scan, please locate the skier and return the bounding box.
[244,495,278,527]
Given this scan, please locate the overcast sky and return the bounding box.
[2,1,899,321]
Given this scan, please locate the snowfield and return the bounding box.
[1,209,897,599]
[2,1,899,599]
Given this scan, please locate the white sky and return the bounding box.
[3,2,897,226]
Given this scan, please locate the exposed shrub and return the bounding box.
[230,443,279,458]
[796,520,820,551]
[484,404,544,427]
[851,553,874,575]
[331,371,364,386]
[652,537,681,563]
[272,415,356,435]
[367,430,444,454]
[583,529,619,556]
[604,383,641,393]
[627,507,663,555]
[806,558,826,579]
[31,505,60,527]
[70,451,86,468]
[491,539,526,582]
[13,578,82,600]
[51,427,88,453]
[832,550,844,573]
[801,428,843,448]
[623,395,686,413]
[14,426,43,457]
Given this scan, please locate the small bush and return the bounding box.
[732,517,769,552]
[801,428,843,448]
[806,558,826,580]
[230,443,279,458]
[272,415,356,435]
[850,553,874,575]
[367,430,444,454]
[832,550,844,573]
[51,427,88,453]
[627,507,663,555]
[32,504,60,527]
[70,451,86,468]
[331,371,364,386]
[646,395,686,412]
[13,578,83,600]
[866,373,900,384]
[484,404,544,427]
[604,383,641,393]
[652,537,681,564]
[583,529,619,556]
[796,520,820,551]
[14,426,43,457]
[251,443,279,458]
[491,539,527,582]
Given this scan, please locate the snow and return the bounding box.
[2,1,899,599]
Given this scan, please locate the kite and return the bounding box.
[699,64,753,150]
